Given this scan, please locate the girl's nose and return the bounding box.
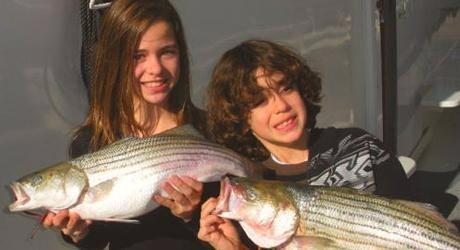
[145,56,162,75]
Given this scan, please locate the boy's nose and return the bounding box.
[274,94,290,113]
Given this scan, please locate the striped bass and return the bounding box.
[215,177,460,250]
[8,125,255,222]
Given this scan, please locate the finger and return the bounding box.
[42,213,55,228]
[198,224,216,240]
[70,219,91,237]
[161,182,189,206]
[200,213,224,227]
[178,176,203,206]
[153,194,175,209]
[198,218,218,237]
[169,175,194,197]
[197,227,208,240]
[66,212,82,232]
[53,210,70,228]
[201,198,218,216]
[178,176,203,193]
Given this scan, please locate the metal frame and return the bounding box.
[378,0,398,154]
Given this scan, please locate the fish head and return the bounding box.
[215,177,300,248]
[9,162,88,212]
[215,176,277,222]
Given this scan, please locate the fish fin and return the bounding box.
[162,124,205,139]
[109,136,136,146]
[278,236,337,250]
[398,200,459,234]
[85,178,117,203]
[98,218,140,223]
[97,137,136,151]
[240,206,299,248]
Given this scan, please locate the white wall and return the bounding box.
[0,1,87,249]
[396,0,460,168]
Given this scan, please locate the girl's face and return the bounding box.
[248,68,307,149]
[134,20,180,107]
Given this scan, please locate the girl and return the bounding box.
[42,0,211,249]
[198,39,411,249]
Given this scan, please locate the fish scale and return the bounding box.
[9,125,254,222]
[298,187,459,249]
[216,177,460,250]
[70,132,246,183]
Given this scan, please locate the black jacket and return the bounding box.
[262,127,411,199]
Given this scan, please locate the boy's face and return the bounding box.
[248,68,308,151]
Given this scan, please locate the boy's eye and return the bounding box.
[280,85,293,93]
[252,92,269,108]
[253,98,267,107]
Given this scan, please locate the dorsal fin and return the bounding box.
[160,124,205,139]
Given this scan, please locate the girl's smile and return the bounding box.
[134,20,180,106]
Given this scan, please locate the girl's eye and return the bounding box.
[134,53,145,61]
[161,48,178,58]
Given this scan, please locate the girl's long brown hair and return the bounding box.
[207,40,322,161]
[75,0,197,152]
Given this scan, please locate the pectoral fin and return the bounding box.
[85,178,118,203]
[101,218,140,223]
[278,236,337,250]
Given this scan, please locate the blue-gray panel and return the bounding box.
[0,1,87,249]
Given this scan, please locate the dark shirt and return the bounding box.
[262,127,411,199]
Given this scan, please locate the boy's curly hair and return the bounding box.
[206,40,322,161]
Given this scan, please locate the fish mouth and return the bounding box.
[214,177,231,215]
[214,176,242,220]
[8,182,30,212]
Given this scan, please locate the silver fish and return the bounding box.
[215,177,460,250]
[9,125,255,222]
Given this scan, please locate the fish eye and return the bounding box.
[245,190,257,201]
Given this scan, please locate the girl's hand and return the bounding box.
[198,198,247,250]
[154,175,203,221]
[42,210,92,243]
